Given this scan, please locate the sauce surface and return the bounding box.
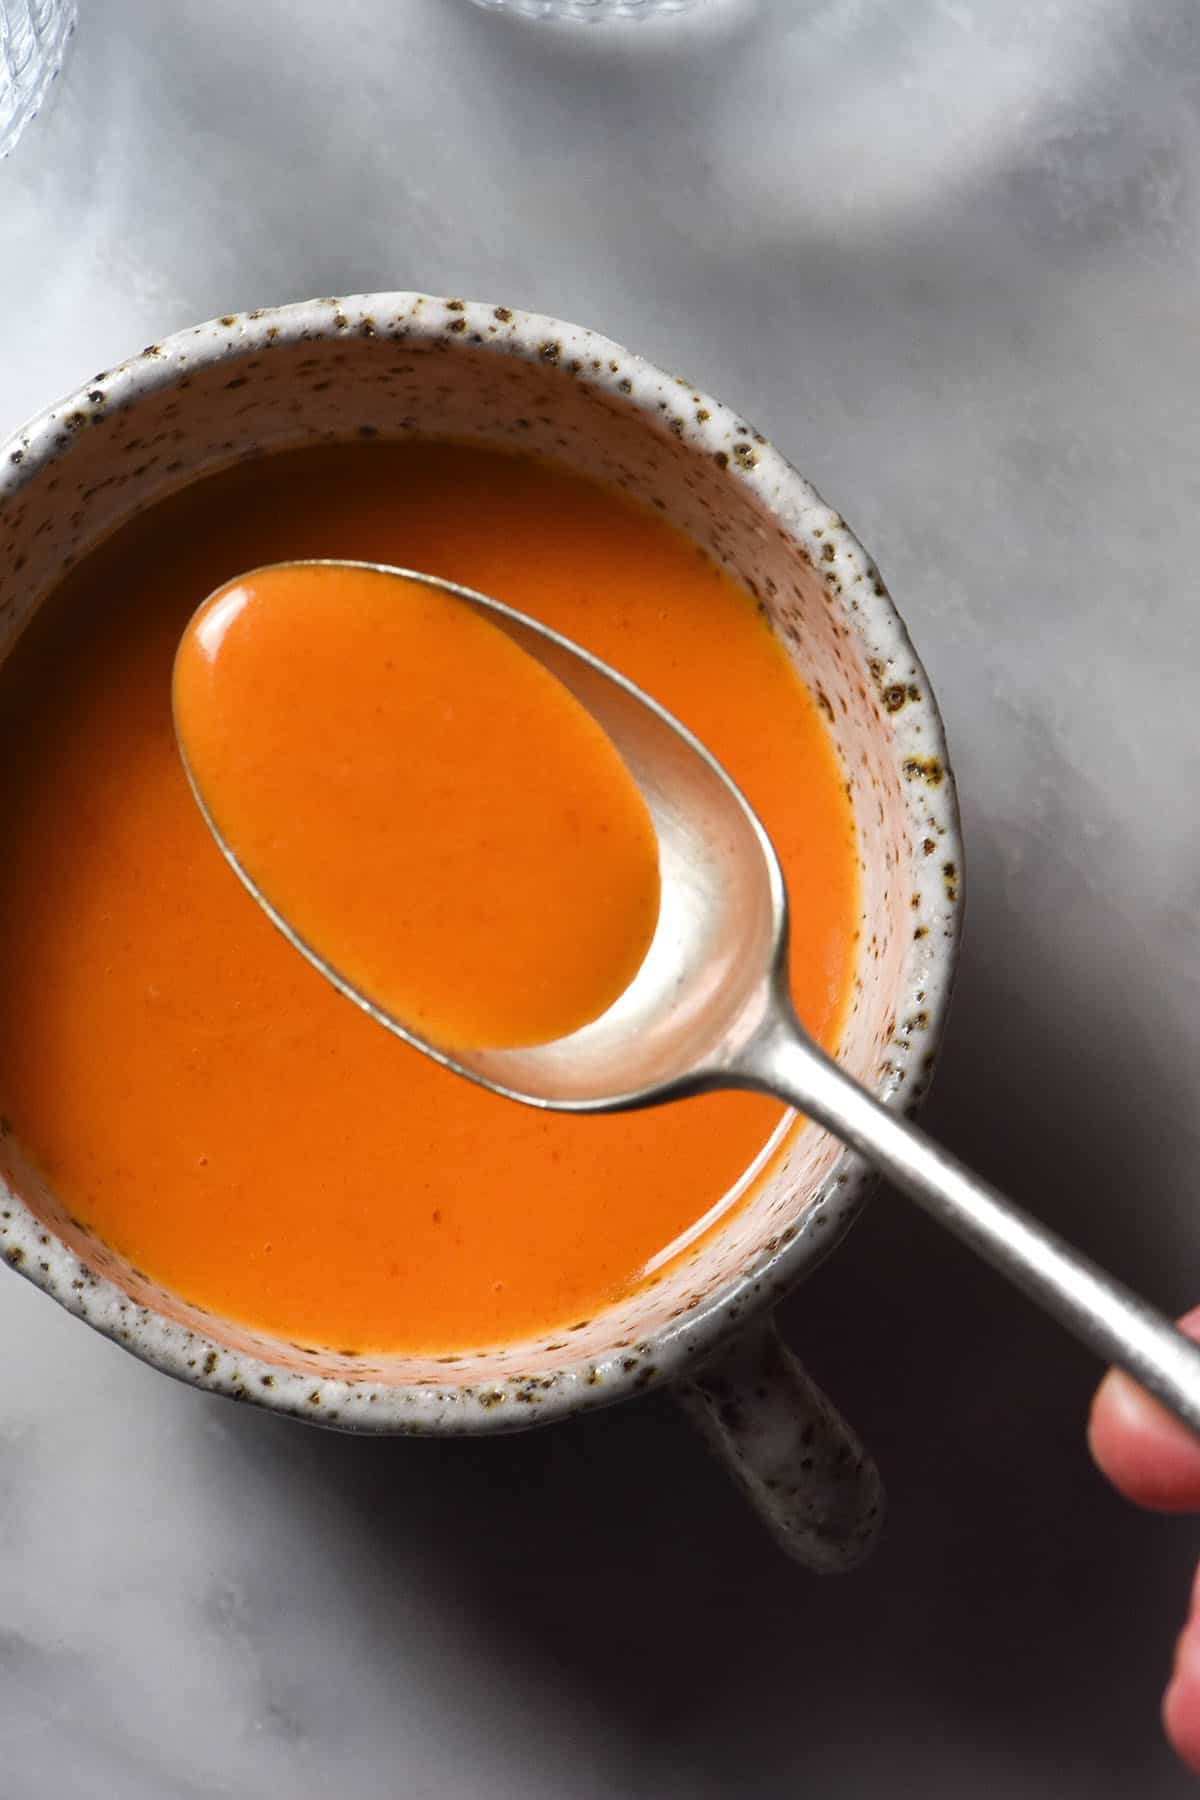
[0,443,858,1353]
[174,564,661,1050]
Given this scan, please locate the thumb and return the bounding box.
[1088,1306,1200,1512]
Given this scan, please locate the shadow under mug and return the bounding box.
[0,293,961,1570]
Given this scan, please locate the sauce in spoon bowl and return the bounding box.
[173,560,662,1052]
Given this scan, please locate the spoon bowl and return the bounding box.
[177,560,790,1110]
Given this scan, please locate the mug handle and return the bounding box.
[673,1313,884,1572]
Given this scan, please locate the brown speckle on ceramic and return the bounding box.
[0,297,960,1556]
[902,755,946,787]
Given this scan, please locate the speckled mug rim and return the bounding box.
[0,293,962,1434]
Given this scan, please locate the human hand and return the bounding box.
[1089,1306,1200,1775]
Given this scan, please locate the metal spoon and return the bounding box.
[179,559,1200,1437]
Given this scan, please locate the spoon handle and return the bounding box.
[739,1011,1200,1436]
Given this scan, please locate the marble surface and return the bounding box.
[2,1,1199,1792]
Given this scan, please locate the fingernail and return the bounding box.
[1101,1368,1151,1425]
[1094,1368,1167,1434]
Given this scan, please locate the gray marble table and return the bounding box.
[2,1,1198,1793]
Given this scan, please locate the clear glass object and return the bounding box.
[0,0,75,158]
[468,0,696,19]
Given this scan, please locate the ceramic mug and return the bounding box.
[0,295,961,1570]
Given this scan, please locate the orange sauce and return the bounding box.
[174,564,662,1050]
[0,443,858,1353]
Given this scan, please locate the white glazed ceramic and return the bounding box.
[0,295,961,1568]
